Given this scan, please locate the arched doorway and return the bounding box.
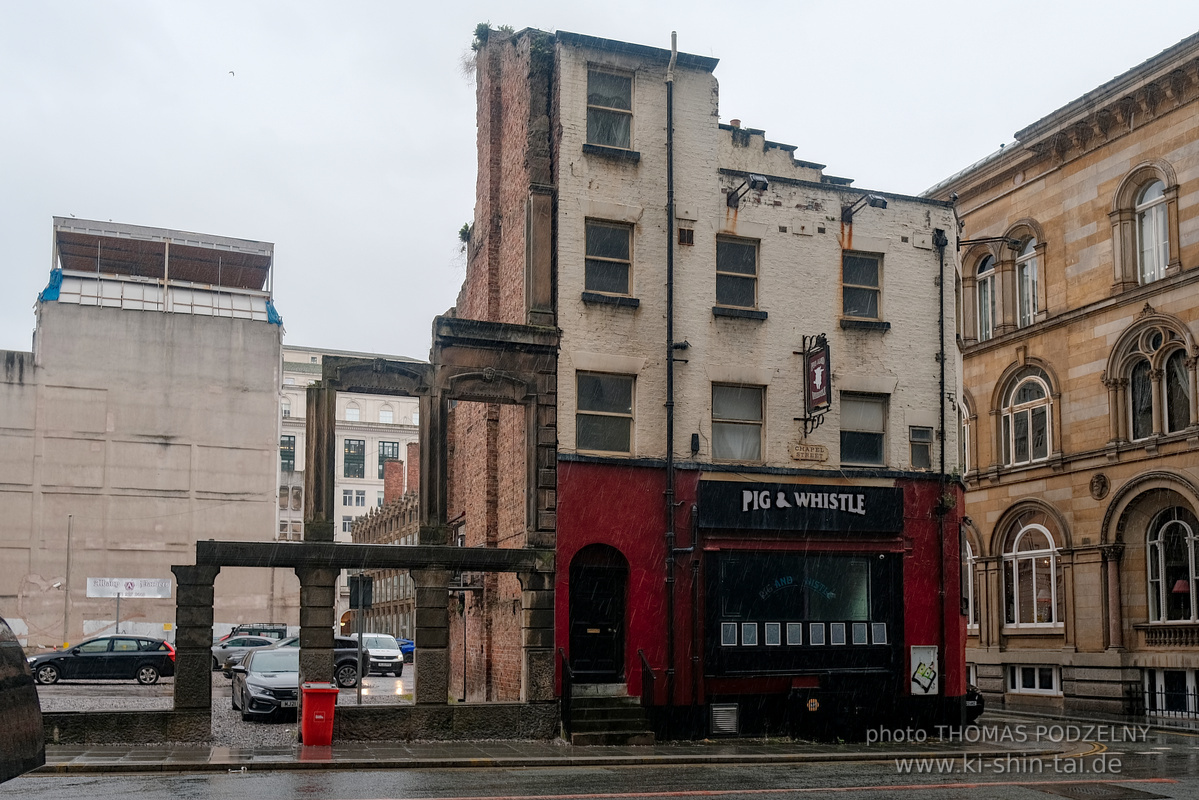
[569,544,628,682]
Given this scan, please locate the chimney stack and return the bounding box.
[406,441,420,496]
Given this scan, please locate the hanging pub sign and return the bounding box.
[697,481,904,534]
[796,334,831,436]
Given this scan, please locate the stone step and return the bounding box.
[571,682,629,697]
[571,730,656,746]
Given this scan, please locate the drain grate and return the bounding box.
[1029,783,1168,800]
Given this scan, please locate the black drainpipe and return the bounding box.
[933,226,951,716]
[664,32,678,710]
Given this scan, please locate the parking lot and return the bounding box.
[35,667,414,746]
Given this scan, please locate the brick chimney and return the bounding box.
[406,441,420,496]
[383,459,405,505]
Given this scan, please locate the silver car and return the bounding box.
[211,635,275,672]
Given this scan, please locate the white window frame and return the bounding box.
[1016,239,1039,328]
[1147,507,1199,624]
[1136,180,1168,285]
[965,540,979,630]
[976,255,996,341]
[1008,664,1059,695]
[711,384,764,462]
[1003,524,1061,628]
[842,251,883,321]
[342,489,353,507]
[1144,668,1199,718]
[909,426,933,470]
[1001,375,1052,467]
[379,407,394,425]
[840,393,887,467]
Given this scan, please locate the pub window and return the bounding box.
[587,68,633,149]
[715,236,758,309]
[842,252,882,320]
[910,426,933,469]
[585,221,633,296]
[576,373,634,453]
[840,393,887,466]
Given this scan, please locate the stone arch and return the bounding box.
[1004,217,1046,245]
[992,497,1073,552]
[1111,159,1178,213]
[1105,309,1196,379]
[1101,470,1199,546]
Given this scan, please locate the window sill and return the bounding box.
[713,306,768,320]
[1001,625,1064,635]
[840,318,891,331]
[583,143,641,163]
[582,292,640,309]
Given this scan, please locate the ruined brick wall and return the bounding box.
[405,442,419,497]
[383,459,404,504]
[447,28,551,702]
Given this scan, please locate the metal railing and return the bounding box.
[559,648,574,738]
[638,648,656,708]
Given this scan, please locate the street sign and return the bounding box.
[348,574,373,610]
[85,578,172,599]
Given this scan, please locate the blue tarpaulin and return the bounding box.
[38,269,63,302]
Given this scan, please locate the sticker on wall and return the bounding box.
[910,645,939,695]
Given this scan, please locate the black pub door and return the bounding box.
[569,545,627,682]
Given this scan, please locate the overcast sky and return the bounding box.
[4,1,1198,360]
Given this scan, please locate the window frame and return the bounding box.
[976,255,996,342]
[280,435,296,473]
[1147,507,1199,624]
[1016,238,1039,328]
[965,540,979,630]
[839,392,887,467]
[343,438,365,479]
[1002,523,1061,628]
[715,236,759,310]
[909,426,933,470]
[575,372,635,455]
[841,251,883,322]
[584,219,634,297]
[1001,373,1052,467]
[711,383,765,462]
[1136,179,1168,285]
[586,67,634,150]
[378,440,400,479]
[1008,665,1059,695]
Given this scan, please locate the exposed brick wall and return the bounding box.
[405,441,419,497]
[383,459,404,504]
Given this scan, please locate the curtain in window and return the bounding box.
[1166,350,1191,433]
[1131,360,1154,439]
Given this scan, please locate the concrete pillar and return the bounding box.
[171,564,221,712]
[518,570,555,702]
[412,567,451,704]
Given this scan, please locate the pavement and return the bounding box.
[35,728,1077,775]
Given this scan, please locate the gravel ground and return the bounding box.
[38,671,414,747]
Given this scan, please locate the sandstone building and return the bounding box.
[926,32,1199,718]
[452,28,966,735]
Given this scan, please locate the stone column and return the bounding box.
[1187,356,1199,429]
[1150,369,1165,436]
[304,384,338,543]
[518,570,555,702]
[418,393,449,546]
[412,567,451,704]
[171,565,221,713]
[1104,545,1125,650]
[1104,375,1121,443]
[295,567,338,688]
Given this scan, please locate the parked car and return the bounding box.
[217,623,287,642]
[28,635,175,685]
[211,635,276,671]
[397,637,415,663]
[271,635,367,688]
[230,646,300,721]
[350,633,404,676]
[965,683,985,725]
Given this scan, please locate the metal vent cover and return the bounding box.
[710,703,739,735]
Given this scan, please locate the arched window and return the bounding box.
[379,405,394,425]
[1130,359,1154,440]
[964,540,978,629]
[1165,349,1190,434]
[1137,180,1168,284]
[1147,507,1199,622]
[281,398,291,418]
[1001,367,1052,466]
[345,403,360,422]
[977,256,996,342]
[1003,522,1061,626]
[1016,239,1038,328]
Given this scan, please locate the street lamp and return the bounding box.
[841,194,888,224]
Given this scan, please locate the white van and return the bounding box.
[350,633,404,677]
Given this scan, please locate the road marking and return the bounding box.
[352,778,1179,800]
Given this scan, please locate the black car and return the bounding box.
[231,646,300,720]
[271,635,367,688]
[28,635,175,685]
[965,683,985,724]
